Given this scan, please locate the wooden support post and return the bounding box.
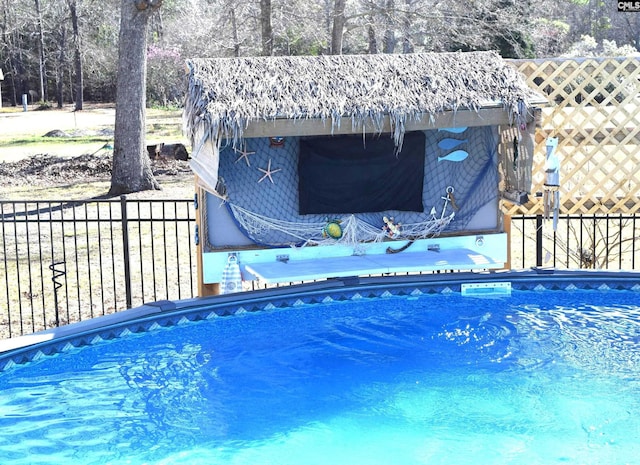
[196,245,220,297]
[503,213,512,270]
[194,180,220,297]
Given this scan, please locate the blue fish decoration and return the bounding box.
[437,138,468,150]
[438,150,469,162]
[438,127,467,134]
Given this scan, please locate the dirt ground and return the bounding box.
[0,104,193,199]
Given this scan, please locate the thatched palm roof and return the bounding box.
[183,51,541,147]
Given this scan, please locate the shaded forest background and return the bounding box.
[1,0,639,109]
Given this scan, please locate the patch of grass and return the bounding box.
[145,123,185,141]
[146,108,184,141]
[0,106,24,113]
[0,181,113,201]
[0,135,112,147]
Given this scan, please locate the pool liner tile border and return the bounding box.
[1,269,639,372]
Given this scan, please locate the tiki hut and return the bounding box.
[183,51,546,294]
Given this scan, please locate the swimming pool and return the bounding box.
[1,270,640,464]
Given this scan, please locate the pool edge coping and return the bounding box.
[1,268,639,371]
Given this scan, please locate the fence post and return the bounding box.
[536,214,543,267]
[120,195,133,308]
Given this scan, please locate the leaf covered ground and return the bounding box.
[0,153,191,187]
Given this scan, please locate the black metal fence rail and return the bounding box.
[1,196,196,340]
[2,202,640,340]
[509,214,640,270]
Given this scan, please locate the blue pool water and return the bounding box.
[1,287,640,464]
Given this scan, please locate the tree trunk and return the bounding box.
[56,24,66,108]
[2,7,17,106]
[109,0,161,196]
[330,0,346,54]
[68,0,83,111]
[230,7,240,57]
[367,23,377,54]
[260,0,272,56]
[17,47,28,105]
[382,0,395,54]
[402,0,413,53]
[34,0,47,102]
[623,13,640,50]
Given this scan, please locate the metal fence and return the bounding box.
[1,196,196,340]
[509,214,640,270]
[2,197,640,340]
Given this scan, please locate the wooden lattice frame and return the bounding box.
[504,57,640,215]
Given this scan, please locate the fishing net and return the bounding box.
[214,126,499,247]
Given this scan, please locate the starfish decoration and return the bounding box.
[257,159,282,184]
[234,146,255,166]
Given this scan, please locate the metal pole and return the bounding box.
[120,195,132,308]
[536,214,543,267]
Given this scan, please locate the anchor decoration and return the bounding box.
[543,137,560,231]
[432,186,459,220]
[386,186,458,254]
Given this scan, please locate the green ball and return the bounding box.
[324,221,343,239]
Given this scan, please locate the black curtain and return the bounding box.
[298,132,425,214]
